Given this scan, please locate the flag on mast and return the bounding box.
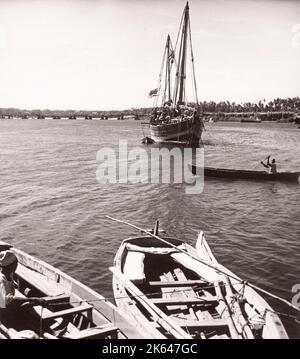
[169,50,175,63]
[148,88,158,98]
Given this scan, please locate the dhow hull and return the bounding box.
[150,118,202,146]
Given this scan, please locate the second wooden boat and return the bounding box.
[111,225,289,339]
[0,241,150,339]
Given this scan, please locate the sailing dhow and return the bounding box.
[147,2,204,146]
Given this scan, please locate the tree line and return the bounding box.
[1,97,299,119]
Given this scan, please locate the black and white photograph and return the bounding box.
[0,0,299,345]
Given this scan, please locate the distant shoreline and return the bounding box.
[1,110,299,123]
[0,115,299,125]
[1,100,300,124]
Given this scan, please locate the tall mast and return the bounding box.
[166,35,172,103]
[178,2,189,105]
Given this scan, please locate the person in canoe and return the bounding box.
[0,250,46,330]
[261,156,277,174]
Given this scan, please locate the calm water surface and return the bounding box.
[0,119,299,337]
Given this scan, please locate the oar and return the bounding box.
[106,215,300,312]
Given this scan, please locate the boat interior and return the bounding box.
[0,244,121,339]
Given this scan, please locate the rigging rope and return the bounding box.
[174,9,184,56]
[153,42,167,108]
[188,14,199,105]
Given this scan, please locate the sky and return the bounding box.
[0,0,299,110]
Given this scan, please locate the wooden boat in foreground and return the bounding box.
[0,241,148,339]
[189,164,300,182]
[111,225,289,339]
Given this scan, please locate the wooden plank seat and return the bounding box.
[151,297,218,305]
[16,264,65,297]
[41,295,70,305]
[42,303,93,322]
[5,289,80,338]
[12,288,70,306]
[70,323,118,339]
[159,271,186,314]
[147,319,215,335]
[149,280,207,287]
[173,268,200,322]
[33,303,82,337]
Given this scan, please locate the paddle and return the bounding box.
[254,155,270,170]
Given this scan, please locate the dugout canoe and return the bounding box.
[189,164,300,182]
